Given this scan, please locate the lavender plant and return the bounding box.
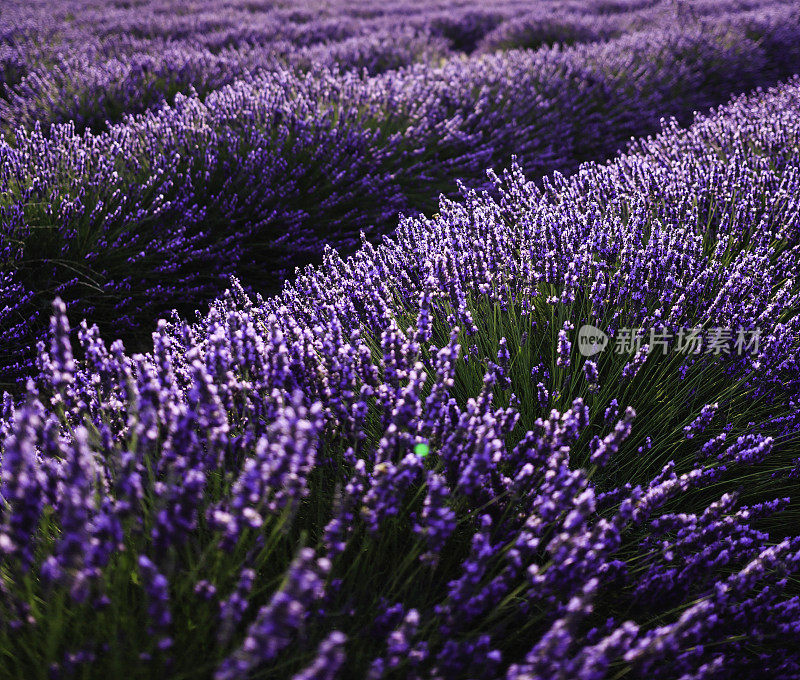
[3,6,800,388]
[0,32,450,137]
[2,74,800,678]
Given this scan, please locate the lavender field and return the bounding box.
[2,0,800,678]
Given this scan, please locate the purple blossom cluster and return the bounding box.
[2,1,797,137]
[1,68,800,677]
[2,1,800,387]
[0,32,451,136]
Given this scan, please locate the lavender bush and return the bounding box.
[2,71,800,678]
[0,32,451,136]
[3,5,800,387]
[3,0,797,138]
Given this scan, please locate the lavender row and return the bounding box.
[475,0,739,53]
[0,0,652,55]
[2,75,800,678]
[3,13,800,387]
[0,32,451,136]
[3,1,796,136]
[3,0,790,54]
[0,0,792,113]
[0,1,672,135]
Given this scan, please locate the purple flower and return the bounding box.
[683,403,718,439]
[292,631,348,680]
[216,548,330,680]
